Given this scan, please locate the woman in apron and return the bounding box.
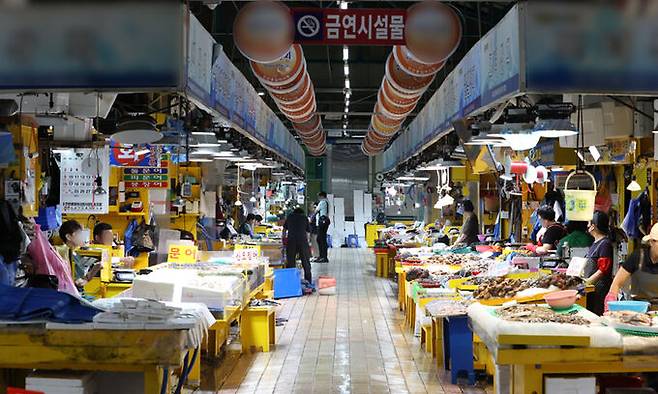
[583,211,613,315]
[607,223,658,310]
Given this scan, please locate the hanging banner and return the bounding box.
[292,8,406,46]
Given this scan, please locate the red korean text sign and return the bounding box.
[292,8,406,46]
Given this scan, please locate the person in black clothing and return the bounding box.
[315,192,330,263]
[456,200,479,245]
[283,208,312,282]
[536,205,566,254]
[584,211,614,315]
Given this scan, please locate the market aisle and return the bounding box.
[212,248,488,394]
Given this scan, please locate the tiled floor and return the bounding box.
[212,248,490,394]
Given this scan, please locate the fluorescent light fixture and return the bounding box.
[533,119,578,138]
[191,131,215,136]
[190,148,218,155]
[344,79,350,89]
[343,124,347,129]
[489,133,541,151]
[343,47,349,61]
[397,176,430,181]
[344,106,349,113]
[343,64,349,76]
[230,147,240,152]
[345,91,351,98]
[190,157,212,162]
[265,157,273,160]
[258,91,265,96]
[588,145,601,162]
[52,148,73,154]
[272,172,285,176]
[627,176,642,192]
[217,139,228,144]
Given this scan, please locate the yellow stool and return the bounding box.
[240,306,276,353]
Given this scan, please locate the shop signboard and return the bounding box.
[0,3,183,90]
[210,51,234,119]
[167,244,197,263]
[458,42,482,116]
[186,15,214,106]
[292,8,406,46]
[523,2,658,94]
[109,143,167,167]
[479,4,520,106]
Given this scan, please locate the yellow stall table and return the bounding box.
[467,303,658,394]
[0,325,197,394]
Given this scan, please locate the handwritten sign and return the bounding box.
[167,244,197,263]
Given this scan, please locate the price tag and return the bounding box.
[168,244,197,263]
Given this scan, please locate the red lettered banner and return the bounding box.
[292,8,406,46]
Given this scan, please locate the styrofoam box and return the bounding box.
[180,286,228,310]
[545,377,595,394]
[27,371,96,394]
[131,277,177,301]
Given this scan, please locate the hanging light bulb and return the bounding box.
[414,202,420,208]
[627,176,642,192]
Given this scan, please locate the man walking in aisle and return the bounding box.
[315,191,330,263]
[283,208,312,283]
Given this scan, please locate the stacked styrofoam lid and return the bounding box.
[362,1,462,156]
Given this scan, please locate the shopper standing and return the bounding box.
[584,211,613,315]
[283,208,312,283]
[309,202,320,261]
[315,192,330,263]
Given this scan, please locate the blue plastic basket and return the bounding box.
[273,268,303,299]
[608,301,650,313]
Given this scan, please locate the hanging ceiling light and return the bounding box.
[250,195,257,202]
[111,115,162,145]
[234,200,243,206]
[627,176,642,191]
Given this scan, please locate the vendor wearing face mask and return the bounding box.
[607,223,658,310]
[584,211,613,315]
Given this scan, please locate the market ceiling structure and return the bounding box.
[192,1,514,147]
